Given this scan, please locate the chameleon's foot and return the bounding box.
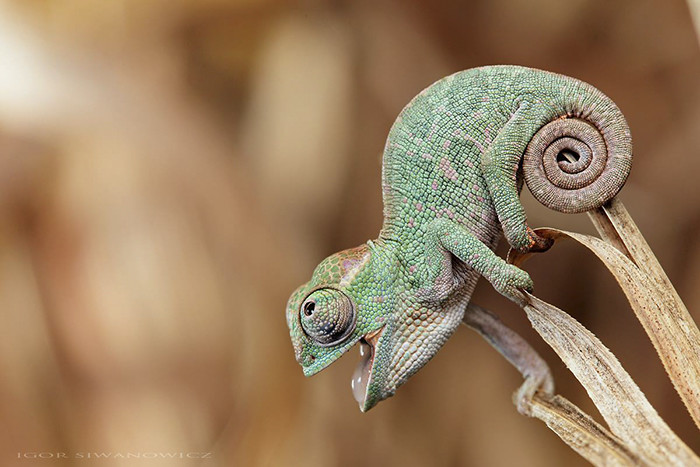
[502,222,553,254]
[526,228,554,253]
[492,264,534,306]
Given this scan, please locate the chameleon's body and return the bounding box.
[286,65,631,411]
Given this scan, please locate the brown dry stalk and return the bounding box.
[522,293,698,466]
[588,198,700,429]
[528,393,642,466]
[487,197,700,465]
[462,305,643,466]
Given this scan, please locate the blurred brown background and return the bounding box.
[0,0,699,466]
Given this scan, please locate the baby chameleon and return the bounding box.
[286,65,632,411]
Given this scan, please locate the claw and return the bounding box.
[527,228,554,253]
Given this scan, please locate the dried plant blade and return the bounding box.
[462,305,643,466]
[553,203,700,431]
[688,0,700,46]
[521,292,699,466]
[591,198,690,294]
[589,198,700,429]
[530,393,643,466]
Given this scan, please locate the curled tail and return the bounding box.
[522,77,632,213]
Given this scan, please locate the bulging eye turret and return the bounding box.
[300,288,355,346]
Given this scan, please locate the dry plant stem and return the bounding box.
[688,0,700,46]
[529,394,643,467]
[462,304,643,466]
[463,303,554,411]
[588,198,700,429]
[521,292,699,466]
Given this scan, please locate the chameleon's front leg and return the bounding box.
[420,218,533,304]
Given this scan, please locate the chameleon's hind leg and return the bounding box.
[481,103,552,252]
[420,218,533,305]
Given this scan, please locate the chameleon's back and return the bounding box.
[379,65,630,262]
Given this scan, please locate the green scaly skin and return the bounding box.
[286,65,632,411]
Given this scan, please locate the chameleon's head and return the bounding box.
[287,242,405,411]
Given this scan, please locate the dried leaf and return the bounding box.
[588,198,700,428]
[529,393,642,466]
[463,304,643,465]
[520,292,699,466]
[501,198,700,464]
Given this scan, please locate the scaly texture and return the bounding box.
[286,65,632,411]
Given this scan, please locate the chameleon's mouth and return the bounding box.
[351,326,383,410]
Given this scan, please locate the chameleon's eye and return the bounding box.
[303,301,315,316]
[300,288,356,346]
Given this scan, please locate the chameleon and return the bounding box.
[286,65,632,412]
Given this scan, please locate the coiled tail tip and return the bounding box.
[523,116,632,214]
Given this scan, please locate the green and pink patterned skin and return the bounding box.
[286,65,632,411]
